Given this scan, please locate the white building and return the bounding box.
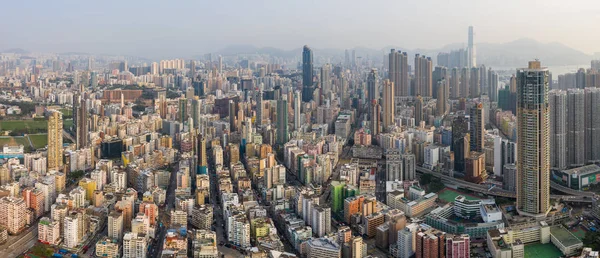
[123,232,148,258]
[38,217,61,245]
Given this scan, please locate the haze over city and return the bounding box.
[3,0,600,58]
[3,1,600,258]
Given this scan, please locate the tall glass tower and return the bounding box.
[516,60,550,218]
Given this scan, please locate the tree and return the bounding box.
[428,180,446,193]
[583,231,600,250]
[420,174,433,185]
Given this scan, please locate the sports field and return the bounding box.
[28,134,48,149]
[437,188,481,203]
[524,243,562,258]
[570,225,587,239]
[0,136,29,147]
[0,120,48,131]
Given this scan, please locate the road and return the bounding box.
[207,148,245,258]
[0,226,38,258]
[416,166,593,203]
[148,161,179,258]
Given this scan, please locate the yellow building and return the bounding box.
[47,110,64,170]
[78,178,97,200]
[251,219,270,239]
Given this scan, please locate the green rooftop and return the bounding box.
[524,243,562,258]
[550,225,583,247]
[437,188,480,203]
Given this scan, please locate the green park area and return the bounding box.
[0,119,48,133]
[28,134,49,149]
[523,243,562,258]
[0,136,29,147]
[437,188,481,203]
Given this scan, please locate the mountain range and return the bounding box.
[211,38,592,67]
[2,38,593,67]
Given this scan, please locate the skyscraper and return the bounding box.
[567,88,585,168]
[516,60,550,218]
[585,88,600,164]
[382,79,395,132]
[74,95,88,150]
[229,100,236,132]
[414,54,433,97]
[256,90,263,127]
[470,103,484,152]
[488,68,499,102]
[371,100,381,137]
[450,68,460,99]
[432,66,447,99]
[294,90,301,131]
[415,96,423,126]
[48,110,63,170]
[460,68,470,98]
[468,26,476,67]
[469,67,480,98]
[549,90,567,170]
[189,60,196,80]
[367,69,379,103]
[389,50,409,96]
[436,79,448,116]
[321,64,332,95]
[302,45,314,102]
[452,115,470,172]
[277,96,289,145]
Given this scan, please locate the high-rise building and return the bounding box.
[446,234,470,258]
[585,88,600,164]
[468,26,476,68]
[432,66,448,99]
[256,90,264,128]
[460,68,470,98]
[38,217,61,245]
[470,103,484,152]
[414,54,433,97]
[277,96,289,144]
[321,63,332,95]
[75,97,88,150]
[488,69,499,102]
[302,45,314,102]
[469,67,480,98]
[123,232,147,258]
[229,100,236,132]
[516,60,550,218]
[452,115,470,173]
[371,100,381,137]
[368,69,379,103]
[189,60,196,80]
[48,110,63,170]
[567,89,586,168]
[415,96,424,126]
[0,197,26,235]
[415,229,446,258]
[450,68,460,99]
[306,238,341,258]
[312,206,332,237]
[436,79,448,116]
[383,79,395,132]
[397,227,415,258]
[63,212,81,248]
[389,50,409,96]
[294,90,301,131]
[108,211,123,241]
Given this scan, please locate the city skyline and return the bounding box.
[2,1,600,58]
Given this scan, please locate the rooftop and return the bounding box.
[550,225,582,248]
[524,243,562,258]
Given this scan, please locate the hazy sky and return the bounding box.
[2,0,600,58]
